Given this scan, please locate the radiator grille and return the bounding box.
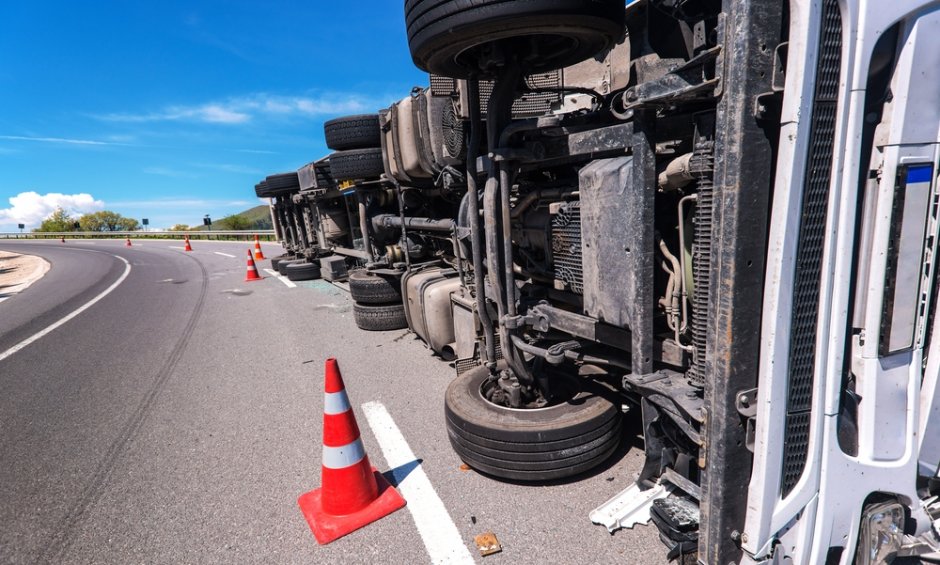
[513,72,562,117]
[782,0,842,497]
[455,338,503,375]
[428,73,562,118]
[551,202,584,294]
[688,139,715,387]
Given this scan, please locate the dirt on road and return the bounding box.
[0,250,50,298]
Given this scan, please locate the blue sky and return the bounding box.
[0,1,427,229]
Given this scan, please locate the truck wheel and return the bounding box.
[348,270,402,304]
[265,172,301,194]
[285,261,322,281]
[277,259,305,276]
[255,181,274,198]
[270,254,293,271]
[405,0,625,79]
[329,148,385,181]
[353,302,408,331]
[324,114,381,151]
[445,362,622,481]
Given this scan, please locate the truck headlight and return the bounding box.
[857,501,905,565]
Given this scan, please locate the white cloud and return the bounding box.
[0,192,105,228]
[143,166,200,178]
[107,199,253,209]
[0,135,119,146]
[96,92,376,125]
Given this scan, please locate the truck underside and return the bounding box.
[257,1,940,562]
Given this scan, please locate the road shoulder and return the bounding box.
[0,250,51,302]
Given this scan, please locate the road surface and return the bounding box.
[0,239,665,564]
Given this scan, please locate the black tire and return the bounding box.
[265,172,301,195]
[445,362,621,481]
[270,254,293,271]
[329,148,385,182]
[277,259,305,276]
[405,0,625,79]
[353,302,408,331]
[255,181,274,198]
[348,270,402,304]
[285,261,322,281]
[324,114,381,151]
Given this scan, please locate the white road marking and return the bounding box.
[168,246,186,250]
[362,401,475,565]
[213,251,236,258]
[0,254,132,363]
[263,268,296,288]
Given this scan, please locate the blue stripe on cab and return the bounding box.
[906,164,934,184]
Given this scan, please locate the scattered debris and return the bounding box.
[474,532,502,556]
[459,464,471,472]
[590,482,672,533]
[221,288,251,296]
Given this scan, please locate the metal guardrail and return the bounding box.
[0,230,277,241]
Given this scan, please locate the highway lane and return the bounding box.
[0,239,665,564]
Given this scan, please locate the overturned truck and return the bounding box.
[257,0,940,563]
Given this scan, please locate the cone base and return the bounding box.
[245,275,263,282]
[297,468,406,545]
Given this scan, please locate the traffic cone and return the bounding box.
[253,235,265,261]
[298,358,406,545]
[245,249,263,281]
[184,236,193,252]
[125,237,132,247]
[60,237,65,243]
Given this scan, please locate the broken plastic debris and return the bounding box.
[474,532,502,556]
[590,482,671,533]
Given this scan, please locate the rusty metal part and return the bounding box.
[473,532,502,556]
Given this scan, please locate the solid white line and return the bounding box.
[362,401,474,565]
[263,268,296,288]
[168,246,186,250]
[213,251,236,258]
[0,254,132,363]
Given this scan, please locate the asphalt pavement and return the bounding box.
[0,239,666,564]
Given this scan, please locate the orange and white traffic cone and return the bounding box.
[298,358,406,545]
[253,235,265,261]
[60,237,65,243]
[245,249,263,281]
[125,237,132,247]
[184,236,193,252]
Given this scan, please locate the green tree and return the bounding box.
[216,214,251,230]
[78,210,140,231]
[34,207,77,232]
[168,224,190,231]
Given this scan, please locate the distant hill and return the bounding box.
[188,205,272,231]
[238,205,274,229]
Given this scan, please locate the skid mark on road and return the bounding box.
[362,402,475,565]
[38,254,209,563]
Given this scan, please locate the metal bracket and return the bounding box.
[735,388,758,418]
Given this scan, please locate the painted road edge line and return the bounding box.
[0,254,132,363]
[263,268,296,288]
[213,251,236,258]
[362,401,475,565]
